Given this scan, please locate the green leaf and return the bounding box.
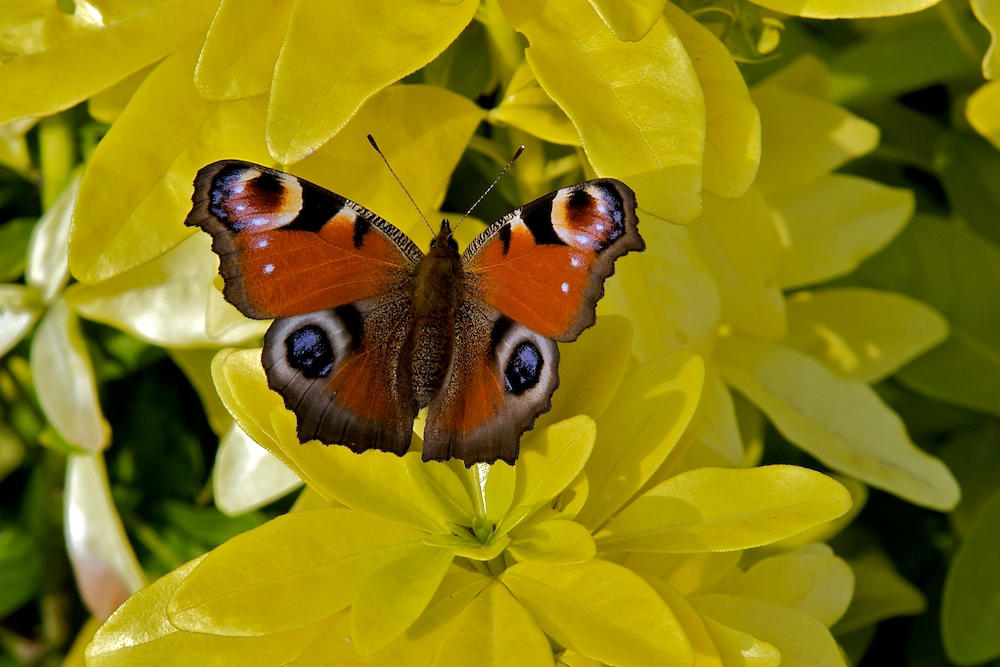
[351,545,456,655]
[160,500,268,548]
[0,216,35,282]
[717,334,959,510]
[167,508,426,636]
[501,559,693,667]
[576,352,704,531]
[968,79,1000,149]
[832,545,925,635]
[500,0,706,222]
[935,131,1000,246]
[432,582,554,667]
[850,215,1000,418]
[940,422,1000,537]
[421,22,493,100]
[972,0,1000,77]
[0,0,215,125]
[0,523,42,616]
[595,466,851,552]
[70,43,272,283]
[943,488,1000,664]
[266,0,478,163]
[828,12,989,104]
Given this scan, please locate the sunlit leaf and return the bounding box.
[577,352,705,530]
[642,578,724,667]
[784,288,947,383]
[502,559,693,667]
[0,0,215,125]
[266,0,478,163]
[968,79,1000,149]
[500,0,706,222]
[507,519,596,565]
[748,0,940,18]
[433,582,554,667]
[26,173,77,303]
[31,299,109,451]
[195,0,293,101]
[488,59,581,146]
[87,557,336,667]
[0,285,40,357]
[596,466,851,552]
[623,551,743,597]
[773,175,913,289]
[665,1,760,200]
[167,508,425,636]
[699,615,781,667]
[589,0,665,41]
[65,454,144,621]
[70,44,271,283]
[352,545,456,655]
[972,0,1000,77]
[717,334,959,510]
[213,422,302,517]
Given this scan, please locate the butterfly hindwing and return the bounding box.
[184,160,423,319]
[261,294,417,455]
[463,179,642,342]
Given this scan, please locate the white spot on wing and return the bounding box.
[561,282,570,293]
[263,263,274,275]
[255,238,269,249]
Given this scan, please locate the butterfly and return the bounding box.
[185,158,643,466]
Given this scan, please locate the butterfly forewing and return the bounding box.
[462,179,643,342]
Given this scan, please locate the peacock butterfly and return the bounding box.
[185,157,643,466]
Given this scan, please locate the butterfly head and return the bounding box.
[429,219,458,256]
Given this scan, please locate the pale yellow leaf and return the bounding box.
[749,0,940,17]
[213,422,302,517]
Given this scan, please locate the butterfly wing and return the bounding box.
[186,160,423,454]
[462,179,643,342]
[422,179,642,465]
[184,160,423,319]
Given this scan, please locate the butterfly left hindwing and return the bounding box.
[187,160,643,465]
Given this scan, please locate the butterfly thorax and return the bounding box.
[408,222,466,407]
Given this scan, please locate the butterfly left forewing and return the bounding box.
[185,160,422,319]
[462,178,642,342]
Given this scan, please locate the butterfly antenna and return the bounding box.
[367,134,434,235]
[453,144,525,233]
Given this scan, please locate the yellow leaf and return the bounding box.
[0,0,214,125]
[507,519,596,565]
[967,79,1000,150]
[432,582,554,667]
[695,370,744,466]
[541,315,633,427]
[167,508,426,636]
[600,219,720,361]
[352,545,456,655]
[405,457,476,527]
[691,594,846,667]
[773,175,913,289]
[588,0,666,41]
[86,556,336,667]
[87,65,154,124]
[972,0,1000,78]
[596,466,851,552]
[577,351,705,531]
[748,0,941,18]
[508,416,596,520]
[766,475,867,549]
[195,0,293,101]
[689,187,784,341]
[70,44,272,283]
[733,545,853,627]
[266,0,478,163]
[213,422,302,516]
[31,298,109,451]
[623,551,743,596]
[289,567,490,667]
[484,460,517,524]
[489,59,582,146]
[291,84,485,241]
[500,0,707,222]
[67,234,266,348]
[643,577,724,667]
[664,1,760,200]
[716,334,960,510]
[750,84,878,197]
[784,288,948,383]
[501,559,693,667]
[65,454,144,621]
[699,615,781,667]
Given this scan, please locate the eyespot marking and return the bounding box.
[286,324,334,378]
[505,340,543,395]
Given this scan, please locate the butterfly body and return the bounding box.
[187,159,642,465]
